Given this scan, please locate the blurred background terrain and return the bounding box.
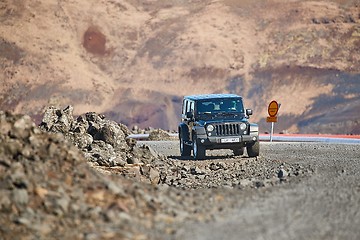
[0,0,359,134]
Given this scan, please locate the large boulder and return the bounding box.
[39,106,171,184]
[39,106,133,166]
[40,105,74,133]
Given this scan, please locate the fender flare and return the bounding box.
[178,123,190,141]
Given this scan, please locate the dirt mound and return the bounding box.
[148,128,176,141]
[0,111,140,239]
[39,106,176,185]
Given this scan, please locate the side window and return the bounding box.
[189,101,194,113]
[186,100,192,113]
[183,100,188,114]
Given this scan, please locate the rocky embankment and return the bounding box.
[0,107,312,239]
[38,106,173,185]
[0,107,182,239]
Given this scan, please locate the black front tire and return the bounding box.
[247,140,260,157]
[193,135,206,160]
[180,134,191,157]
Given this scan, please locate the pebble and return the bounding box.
[278,168,287,179]
[12,189,29,205]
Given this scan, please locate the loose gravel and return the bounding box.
[145,141,360,240]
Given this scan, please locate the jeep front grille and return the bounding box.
[214,123,242,136]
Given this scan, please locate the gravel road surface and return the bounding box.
[143,141,360,240]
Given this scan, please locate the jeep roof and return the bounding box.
[184,93,242,101]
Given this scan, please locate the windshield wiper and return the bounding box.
[216,112,238,116]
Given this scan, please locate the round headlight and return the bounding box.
[240,123,247,131]
[206,124,214,132]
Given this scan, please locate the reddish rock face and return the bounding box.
[83,26,106,55]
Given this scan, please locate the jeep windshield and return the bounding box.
[196,98,245,119]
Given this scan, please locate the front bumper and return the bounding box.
[195,134,258,149]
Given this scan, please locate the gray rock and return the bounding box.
[85,112,103,122]
[254,181,265,188]
[149,167,160,185]
[209,163,219,171]
[106,181,126,197]
[278,168,287,179]
[12,115,34,139]
[239,179,252,187]
[72,132,93,149]
[12,189,29,205]
[57,196,70,214]
[217,162,227,169]
[0,190,12,209]
[191,166,205,175]
[111,156,127,167]
[182,165,191,172]
[14,217,31,226]
[39,106,59,131]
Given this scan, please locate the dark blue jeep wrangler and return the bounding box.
[178,94,259,160]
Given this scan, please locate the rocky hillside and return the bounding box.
[0,0,359,133]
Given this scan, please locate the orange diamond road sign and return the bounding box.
[266,116,278,122]
[268,100,279,117]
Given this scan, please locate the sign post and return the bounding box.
[267,100,280,142]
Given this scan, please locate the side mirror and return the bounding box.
[186,111,194,119]
[246,109,253,116]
